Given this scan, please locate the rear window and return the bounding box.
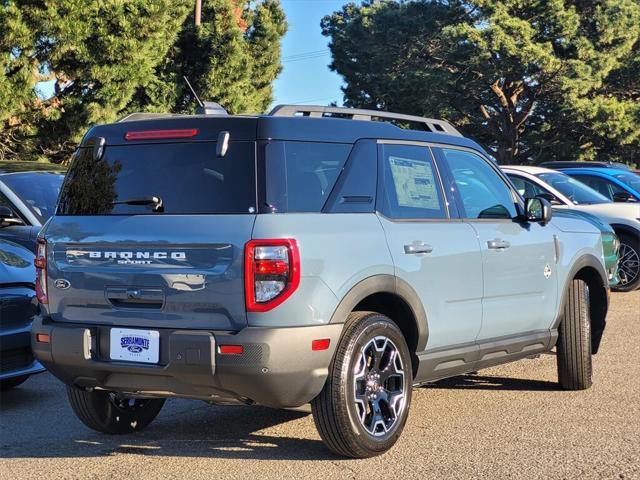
[264,141,352,212]
[57,142,256,215]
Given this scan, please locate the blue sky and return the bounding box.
[38,0,347,110]
[273,0,346,108]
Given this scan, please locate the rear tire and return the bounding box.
[67,386,165,434]
[556,279,593,390]
[311,312,412,458]
[0,375,29,391]
[613,233,640,292]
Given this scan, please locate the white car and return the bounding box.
[503,165,640,291]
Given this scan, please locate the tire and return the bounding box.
[311,311,413,458]
[613,233,640,292]
[67,387,165,434]
[557,279,593,390]
[0,375,29,391]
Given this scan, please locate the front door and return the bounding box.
[434,147,558,341]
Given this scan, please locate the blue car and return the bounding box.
[556,167,640,203]
[0,238,45,390]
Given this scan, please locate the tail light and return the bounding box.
[245,239,300,312]
[34,238,48,304]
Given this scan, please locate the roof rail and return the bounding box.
[269,105,462,136]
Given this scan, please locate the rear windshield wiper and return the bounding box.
[112,196,164,212]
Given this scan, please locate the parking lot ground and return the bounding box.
[1,291,639,480]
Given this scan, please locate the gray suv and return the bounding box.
[32,105,609,458]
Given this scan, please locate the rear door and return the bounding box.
[44,140,257,331]
[434,147,558,340]
[376,142,483,352]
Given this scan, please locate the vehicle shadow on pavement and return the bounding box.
[0,386,44,410]
[0,393,341,461]
[426,374,561,391]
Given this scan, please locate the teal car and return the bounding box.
[553,209,620,287]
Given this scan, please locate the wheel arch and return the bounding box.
[610,223,640,239]
[329,275,428,376]
[554,254,609,354]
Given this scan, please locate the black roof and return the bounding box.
[81,108,486,154]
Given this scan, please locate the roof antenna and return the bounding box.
[183,76,204,109]
[183,75,228,116]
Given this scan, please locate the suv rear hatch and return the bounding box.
[42,125,257,331]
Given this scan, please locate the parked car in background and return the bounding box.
[552,210,620,287]
[540,161,632,171]
[0,238,44,390]
[0,171,65,252]
[504,166,640,291]
[552,168,640,204]
[31,104,610,458]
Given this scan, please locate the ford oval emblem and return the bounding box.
[54,279,71,290]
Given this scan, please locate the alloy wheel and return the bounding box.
[353,335,406,437]
[618,241,640,287]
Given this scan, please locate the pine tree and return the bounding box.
[0,0,287,163]
[322,0,640,165]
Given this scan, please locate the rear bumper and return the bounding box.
[1,324,46,381]
[31,316,343,408]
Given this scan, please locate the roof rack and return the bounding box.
[269,105,461,136]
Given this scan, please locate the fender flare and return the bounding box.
[553,253,608,329]
[553,253,609,353]
[329,274,429,352]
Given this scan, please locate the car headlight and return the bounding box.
[612,235,620,254]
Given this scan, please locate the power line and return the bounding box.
[282,49,330,63]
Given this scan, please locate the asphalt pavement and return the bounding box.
[1,291,639,479]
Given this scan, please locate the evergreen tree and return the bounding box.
[0,0,286,163]
[131,0,287,115]
[322,0,640,165]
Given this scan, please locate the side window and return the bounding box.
[379,144,447,219]
[264,141,352,213]
[572,175,612,200]
[507,174,547,198]
[436,148,517,219]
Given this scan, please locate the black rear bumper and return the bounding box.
[31,316,342,408]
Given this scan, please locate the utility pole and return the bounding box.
[195,0,202,26]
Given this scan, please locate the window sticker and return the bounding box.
[388,156,440,209]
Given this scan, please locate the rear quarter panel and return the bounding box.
[249,213,392,327]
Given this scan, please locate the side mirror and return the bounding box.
[613,191,632,202]
[525,197,552,225]
[0,205,21,225]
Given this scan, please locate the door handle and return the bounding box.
[404,243,433,254]
[487,239,511,250]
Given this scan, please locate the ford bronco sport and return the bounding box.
[32,105,609,458]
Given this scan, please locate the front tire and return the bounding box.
[557,279,592,390]
[67,387,165,434]
[613,233,640,292]
[311,312,412,458]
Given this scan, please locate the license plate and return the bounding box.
[110,328,160,364]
